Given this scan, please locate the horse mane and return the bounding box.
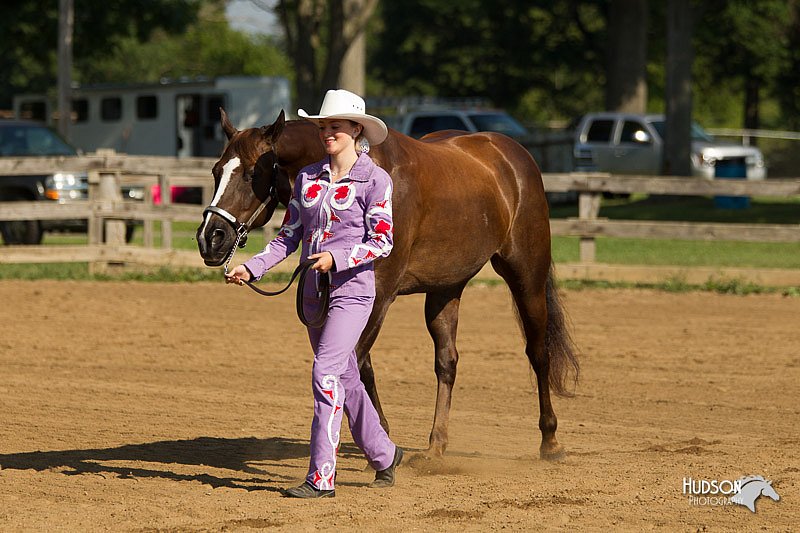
[738,475,767,487]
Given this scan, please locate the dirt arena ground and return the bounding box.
[0,279,797,531]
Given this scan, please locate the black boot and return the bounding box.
[282,481,335,499]
[370,446,404,488]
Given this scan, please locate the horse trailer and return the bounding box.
[12,76,291,158]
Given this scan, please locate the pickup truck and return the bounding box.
[573,112,767,179]
[0,119,141,244]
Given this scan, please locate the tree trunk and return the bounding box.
[339,18,365,94]
[278,0,376,112]
[664,0,693,177]
[744,74,760,145]
[277,0,323,112]
[605,0,648,113]
[57,0,73,139]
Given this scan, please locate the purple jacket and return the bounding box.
[244,153,394,297]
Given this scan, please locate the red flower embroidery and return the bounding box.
[334,186,350,200]
[375,200,389,208]
[374,220,392,235]
[305,183,322,200]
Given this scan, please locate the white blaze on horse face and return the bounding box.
[199,156,241,238]
[200,157,241,239]
[211,157,241,207]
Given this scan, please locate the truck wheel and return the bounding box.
[0,220,43,245]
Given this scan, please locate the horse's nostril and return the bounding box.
[211,229,226,249]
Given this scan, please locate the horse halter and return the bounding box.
[202,157,281,274]
[202,152,330,327]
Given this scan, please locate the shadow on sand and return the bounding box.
[0,436,366,492]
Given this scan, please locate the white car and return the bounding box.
[573,113,766,180]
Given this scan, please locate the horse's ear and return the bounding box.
[261,110,286,143]
[220,108,237,140]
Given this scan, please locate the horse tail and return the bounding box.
[544,263,580,397]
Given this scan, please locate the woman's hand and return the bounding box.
[225,264,252,285]
[308,252,334,273]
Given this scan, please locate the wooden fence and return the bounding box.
[1,152,799,285]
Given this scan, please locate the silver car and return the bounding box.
[573,113,766,180]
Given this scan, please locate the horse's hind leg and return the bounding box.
[491,254,564,461]
[355,291,397,433]
[424,285,466,456]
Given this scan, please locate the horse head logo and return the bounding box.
[729,475,780,513]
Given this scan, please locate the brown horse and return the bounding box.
[196,110,578,460]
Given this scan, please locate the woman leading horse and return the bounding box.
[196,92,579,484]
[225,90,403,499]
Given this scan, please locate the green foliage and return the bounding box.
[695,0,790,83]
[0,0,291,108]
[4,1,799,142]
[367,0,800,131]
[0,0,203,107]
[702,276,765,295]
[776,1,800,130]
[370,0,608,122]
[81,6,292,85]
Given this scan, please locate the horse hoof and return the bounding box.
[424,445,445,458]
[540,445,566,462]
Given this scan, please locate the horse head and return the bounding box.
[196,109,292,266]
[761,480,780,502]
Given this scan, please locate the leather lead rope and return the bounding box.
[210,184,330,328]
[240,258,330,328]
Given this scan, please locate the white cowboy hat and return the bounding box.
[298,89,388,145]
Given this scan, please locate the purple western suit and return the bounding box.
[244,153,397,489]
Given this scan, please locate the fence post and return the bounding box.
[578,191,601,263]
[87,170,102,245]
[143,179,154,248]
[100,170,126,245]
[88,167,125,274]
[159,174,172,250]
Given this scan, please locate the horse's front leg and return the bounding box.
[424,285,466,456]
[355,290,397,433]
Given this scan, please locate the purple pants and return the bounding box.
[303,293,396,490]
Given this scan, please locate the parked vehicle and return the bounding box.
[394,109,531,140]
[573,112,767,179]
[14,76,291,208]
[0,119,141,244]
[389,108,584,203]
[13,76,291,158]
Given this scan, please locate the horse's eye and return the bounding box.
[243,169,254,182]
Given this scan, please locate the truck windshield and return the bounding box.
[650,120,715,143]
[469,113,529,137]
[0,124,77,157]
